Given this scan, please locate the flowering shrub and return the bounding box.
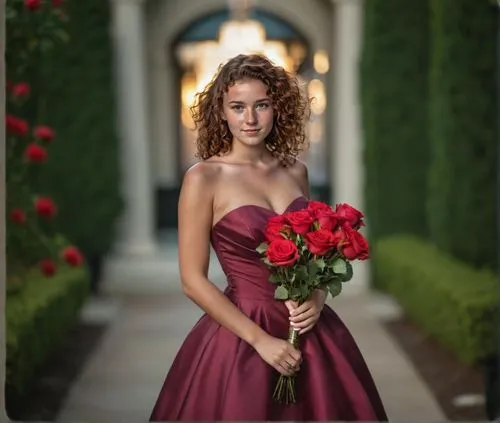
[6,0,83,285]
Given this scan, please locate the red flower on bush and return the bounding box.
[35,197,57,219]
[25,0,42,11]
[61,246,84,266]
[24,143,48,162]
[11,82,30,98]
[34,125,55,142]
[266,239,299,267]
[6,114,29,136]
[40,259,56,276]
[10,208,27,225]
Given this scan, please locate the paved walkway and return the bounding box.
[56,238,446,422]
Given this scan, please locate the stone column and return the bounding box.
[331,0,368,293]
[110,0,156,255]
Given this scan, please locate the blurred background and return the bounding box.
[4,0,499,421]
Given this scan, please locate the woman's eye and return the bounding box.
[256,103,269,109]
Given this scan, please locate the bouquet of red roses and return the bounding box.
[256,200,369,404]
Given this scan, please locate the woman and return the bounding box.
[150,54,388,421]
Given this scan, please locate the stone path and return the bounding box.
[56,238,446,422]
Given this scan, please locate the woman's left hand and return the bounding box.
[284,289,328,334]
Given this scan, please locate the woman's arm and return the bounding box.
[177,164,301,375]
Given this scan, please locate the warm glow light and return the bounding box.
[308,78,326,115]
[218,19,266,55]
[313,50,329,74]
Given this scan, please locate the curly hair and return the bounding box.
[190,54,311,166]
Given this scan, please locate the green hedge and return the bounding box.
[360,0,430,243]
[6,267,90,409]
[374,234,498,364]
[36,0,123,257]
[427,0,497,269]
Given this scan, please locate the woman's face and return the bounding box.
[222,78,274,148]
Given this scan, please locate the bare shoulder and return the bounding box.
[181,161,222,196]
[288,159,309,180]
[288,159,310,196]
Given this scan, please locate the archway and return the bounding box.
[145,0,334,230]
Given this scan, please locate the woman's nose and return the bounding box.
[245,108,257,124]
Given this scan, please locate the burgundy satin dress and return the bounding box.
[150,196,388,421]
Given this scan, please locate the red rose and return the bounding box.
[35,197,57,219]
[24,143,48,162]
[265,215,290,242]
[6,114,29,136]
[341,226,370,260]
[335,203,364,227]
[40,259,56,276]
[284,210,314,235]
[34,125,55,142]
[61,246,84,266]
[305,229,340,256]
[25,0,42,10]
[315,209,339,231]
[10,208,27,224]
[12,82,30,98]
[266,239,299,267]
[307,200,332,216]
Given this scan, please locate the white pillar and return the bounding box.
[331,0,368,293]
[149,47,178,187]
[110,0,156,256]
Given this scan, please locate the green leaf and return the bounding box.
[53,29,70,44]
[295,265,308,281]
[327,280,343,298]
[308,261,319,278]
[332,258,347,274]
[256,242,268,254]
[269,273,281,284]
[263,258,273,267]
[315,258,326,271]
[340,261,354,282]
[274,285,289,300]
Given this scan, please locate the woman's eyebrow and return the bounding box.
[228,98,270,104]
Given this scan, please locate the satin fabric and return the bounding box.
[150,196,388,421]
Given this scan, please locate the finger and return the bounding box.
[277,362,294,376]
[287,349,302,364]
[290,301,313,316]
[292,316,318,330]
[284,301,296,313]
[285,300,299,312]
[283,359,300,374]
[290,308,317,323]
[299,324,315,335]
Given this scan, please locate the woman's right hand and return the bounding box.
[252,334,302,376]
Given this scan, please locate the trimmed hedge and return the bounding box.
[374,234,498,364]
[360,0,430,243]
[427,0,497,269]
[36,0,123,258]
[6,267,90,409]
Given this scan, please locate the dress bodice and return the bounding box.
[210,196,308,301]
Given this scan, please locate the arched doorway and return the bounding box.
[148,0,334,230]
